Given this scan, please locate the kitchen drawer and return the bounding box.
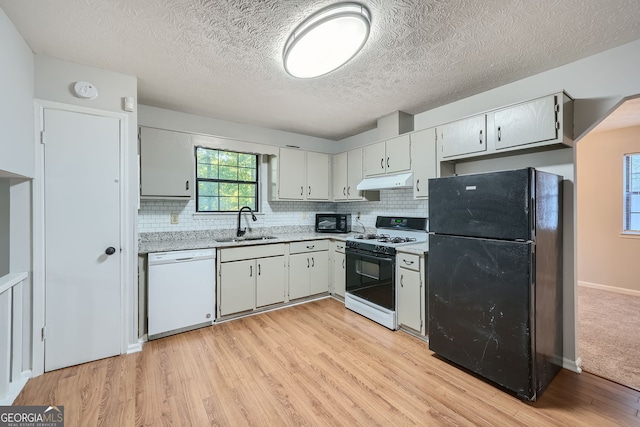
[333,240,346,253]
[219,243,285,262]
[397,253,420,271]
[289,240,329,254]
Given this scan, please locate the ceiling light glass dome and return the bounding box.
[283,3,371,79]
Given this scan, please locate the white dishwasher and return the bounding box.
[148,249,216,339]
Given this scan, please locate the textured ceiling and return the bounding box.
[590,97,640,134]
[2,0,640,140]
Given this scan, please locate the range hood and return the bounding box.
[356,172,414,191]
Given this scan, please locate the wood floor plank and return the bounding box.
[13,298,640,426]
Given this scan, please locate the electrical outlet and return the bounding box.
[170,213,179,224]
[301,211,307,220]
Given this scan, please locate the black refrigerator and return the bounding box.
[427,168,563,401]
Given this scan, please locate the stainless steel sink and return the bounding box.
[216,236,277,243]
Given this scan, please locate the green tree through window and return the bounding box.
[196,147,258,212]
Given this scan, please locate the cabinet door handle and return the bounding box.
[311,257,315,268]
[250,265,253,277]
[497,126,502,142]
[416,179,420,192]
[347,186,350,196]
[186,180,189,190]
[343,187,346,196]
[307,258,310,268]
[400,274,404,287]
[387,157,390,169]
[258,263,261,276]
[308,186,311,196]
[479,129,483,144]
[380,158,384,169]
[300,186,304,196]
[342,259,345,268]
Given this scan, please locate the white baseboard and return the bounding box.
[562,357,582,373]
[127,340,144,354]
[578,281,640,297]
[0,371,31,405]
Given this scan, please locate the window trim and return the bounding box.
[623,152,640,233]
[194,146,260,213]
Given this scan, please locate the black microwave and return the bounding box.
[315,213,352,233]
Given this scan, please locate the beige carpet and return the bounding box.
[578,285,640,390]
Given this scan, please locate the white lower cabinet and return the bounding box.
[219,259,256,316]
[396,252,425,333]
[256,256,286,308]
[218,244,286,317]
[331,241,346,298]
[288,240,329,300]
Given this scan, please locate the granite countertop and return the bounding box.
[138,230,353,254]
[395,242,429,255]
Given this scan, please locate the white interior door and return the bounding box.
[44,108,122,371]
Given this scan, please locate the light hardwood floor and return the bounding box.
[14,298,640,426]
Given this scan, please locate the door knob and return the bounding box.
[105,247,116,255]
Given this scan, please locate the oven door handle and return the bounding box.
[346,248,395,264]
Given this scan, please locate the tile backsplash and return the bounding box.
[138,188,428,233]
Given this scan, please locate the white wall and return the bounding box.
[0,8,34,179]
[0,6,34,379]
[577,126,640,293]
[139,105,336,153]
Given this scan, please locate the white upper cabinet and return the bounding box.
[493,93,566,150]
[275,148,306,200]
[363,134,412,177]
[363,141,386,177]
[347,148,367,200]
[436,92,573,162]
[437,114,487,159]
[139,127,194,198]
[306,151,330,200]
[386,134,412,174]
[332,148,373,201]
[270,148,330,201]
[410,128,437,199]
[332,151,349,201]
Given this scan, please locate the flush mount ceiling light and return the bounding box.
[283,3,371,79]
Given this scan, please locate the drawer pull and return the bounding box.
[306,245,315,249]
[403,260,415,265]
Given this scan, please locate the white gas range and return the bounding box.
[344,216,428,330]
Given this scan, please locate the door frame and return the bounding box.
[32,100,137,376]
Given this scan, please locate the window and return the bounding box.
[195,147,258,212]
[624,153,640,232]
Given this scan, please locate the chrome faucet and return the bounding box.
[237,206,257,237]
